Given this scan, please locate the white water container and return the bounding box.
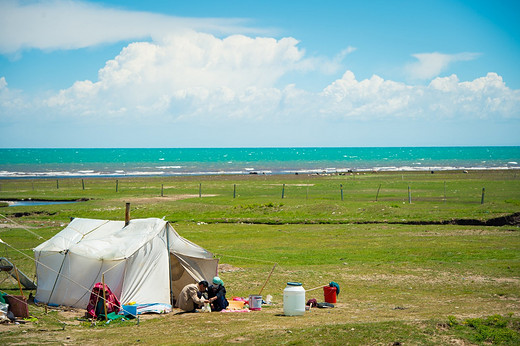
[283,282,305,316]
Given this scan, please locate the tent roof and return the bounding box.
[34,217,213,260]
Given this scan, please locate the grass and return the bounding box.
[0,170,519,344]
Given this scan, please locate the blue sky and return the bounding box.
[0,0,519,148]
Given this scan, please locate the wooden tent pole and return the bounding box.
[125,202,130,226]
[13,264,24,297]
[102,274,108,321]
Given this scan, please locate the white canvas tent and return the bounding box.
[33,217,218,309]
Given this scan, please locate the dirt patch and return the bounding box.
[0,223,30,228]
[267,184,315,187]
[218,263,244,273]
[339,271,520,286]
[404,229,517,237]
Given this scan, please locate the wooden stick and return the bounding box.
[258,263,277,296]
[13,264,24,297]
[305,285,327,292]
[102,274,108,321]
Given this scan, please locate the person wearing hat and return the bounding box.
[208,276,229,312]
[176,280,209,312]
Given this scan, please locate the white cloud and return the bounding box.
[2,31,519,146]
[311,70,519,120]
[41,35,519,123]
[305,46,357,75]
[0,76,26,113]
[0,0,264,54]
[0,77,7,90]
[45,32,307,118]
[406,52,480,80]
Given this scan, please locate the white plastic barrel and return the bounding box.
[283,282,305,316]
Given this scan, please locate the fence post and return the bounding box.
[82,179,85,190]
[481,187,485,204]
[233,184,236,199]
[199,183,202,198]
[281,184,285,199]
[116,179,118,192]
[161,184,164,197]
[56,179,59,189]
[375,184,381,201]
[340,184,343,201]
[408,185,412,204]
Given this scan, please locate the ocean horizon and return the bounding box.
[1,146,519,178]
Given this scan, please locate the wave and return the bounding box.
[0,165,518,178]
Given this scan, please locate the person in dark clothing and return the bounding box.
[208,276,228,312]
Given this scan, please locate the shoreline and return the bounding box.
[0,165,519,179]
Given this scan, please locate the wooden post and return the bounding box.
[199,183,202,198]
[408,185,412,204]
[116,179,119,192]
[161,184,164,197]
[125,202,130,226]
[258,263,277,296]
[102,274,108,322]
[82,179,85,190]
[281,184,285,199]
[340,184,343,201]
[481,187,485,204]
[376,184,381,201]
[306,186,309,200]
[444,181,446,203]
[233,184,236,199]
[56,179,59,189]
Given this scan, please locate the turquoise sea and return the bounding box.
[0,147,519,178]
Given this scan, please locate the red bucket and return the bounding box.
[323,286,337,304]
[6,295,29,318]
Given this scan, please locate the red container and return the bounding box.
[323,286,337,304]
[6,295,29,318]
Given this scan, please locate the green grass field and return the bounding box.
[0,170,519,344]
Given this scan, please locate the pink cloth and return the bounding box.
[86,282,120,318]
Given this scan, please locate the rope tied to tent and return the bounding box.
[0,238,135,319]
[0,214,44,240]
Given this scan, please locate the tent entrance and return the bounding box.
[169,253,220,306]
[169,255,196,305]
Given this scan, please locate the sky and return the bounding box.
[0,0,519,148]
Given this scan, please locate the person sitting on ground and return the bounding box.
[176,280,209,312]
[208,276,229,312]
